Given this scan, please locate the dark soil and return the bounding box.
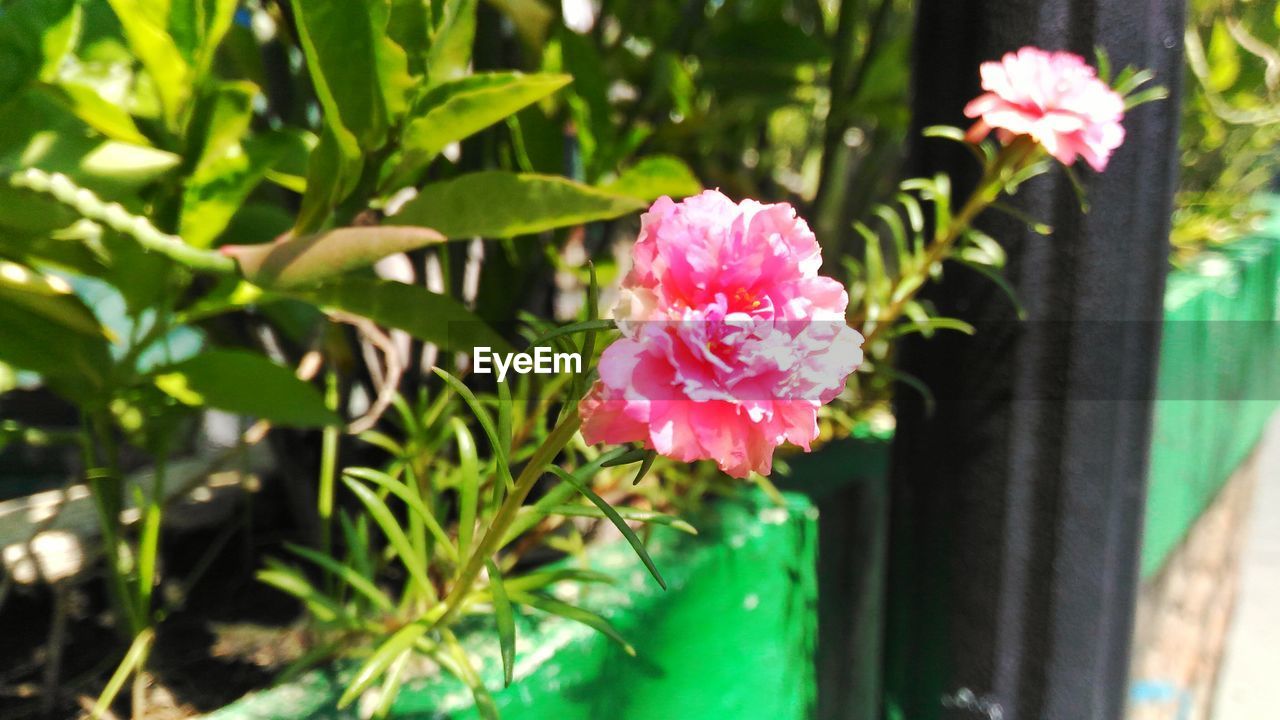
[0,494,308,720]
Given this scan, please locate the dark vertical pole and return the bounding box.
[884,1,1185,720]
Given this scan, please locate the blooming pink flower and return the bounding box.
[963,47,1126,171]
[578,190,864,478]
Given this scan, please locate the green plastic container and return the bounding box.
[204,489,819,719]
[1141,196,1280,578]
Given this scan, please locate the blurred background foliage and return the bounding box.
[1175,0,1280,261]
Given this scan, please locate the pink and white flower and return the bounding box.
[578,190,863,478]
[964,47,1126,171]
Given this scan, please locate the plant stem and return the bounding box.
[318,368,340,586]
[861,138,1042,348]
[8,168,236,275]
[430,409,583,631]
[86,414,142,638]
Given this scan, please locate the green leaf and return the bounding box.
[40,81,149,145]
[293,277,509,351]
[104,0,192,127]
[182,119,297,247]
[630,449,657,486]
[343,467,458,564]
[524,318,616,350]
[541,504,697,534]
[509,591,635,655]
[602,155,702,202]
[425,0,477,85]
[0,301,110,402]
[433,368,515,488]
[434,630,498,720]
[169,0,239,82]
[486,560,517,687]
[451,418,480,557]
[290,0,397,149]
[337,621,429,708]
[501,567,614,594]
[257,563,351,625]
[0,0,81,100]
[387,72,572,189]
[295,123,362,234]
[394,172,645,238]
[887,317,976,340]
[92,628,154,720]
[0,92,181,191]
[0,261,109,338]
[284,542,395,612]
[372,646,413,719]
[222,225,446,287]
[341,476,438,598]
[186,82,258,180]
[152,349,340,426]
[955,258,1027,320]
[546,466,666,589]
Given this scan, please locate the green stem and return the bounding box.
[318,369,340,588]
[430,408,583,632]
[7,168,236,275]
[861,138,1042,348]
[86,413,144,638]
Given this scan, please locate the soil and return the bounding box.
[0,498,309,720]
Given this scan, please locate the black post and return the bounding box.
[884,2,1185,720]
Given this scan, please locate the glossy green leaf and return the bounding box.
[387,72,572,188]
[294,277,509,351]
[186,82,257,178]
[388,0,432,74]
[394,171,645,238]
[603,155,702,202]
[152,349,340,426]
[291,0,405,150]
[183,128,294,248]
[547,466,666,589]
[105,0,192,127]
[222,225,446,287]
[486,560,517,687]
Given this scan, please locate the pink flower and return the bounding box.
[964,47,1125,171]
[578,190,864,478]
